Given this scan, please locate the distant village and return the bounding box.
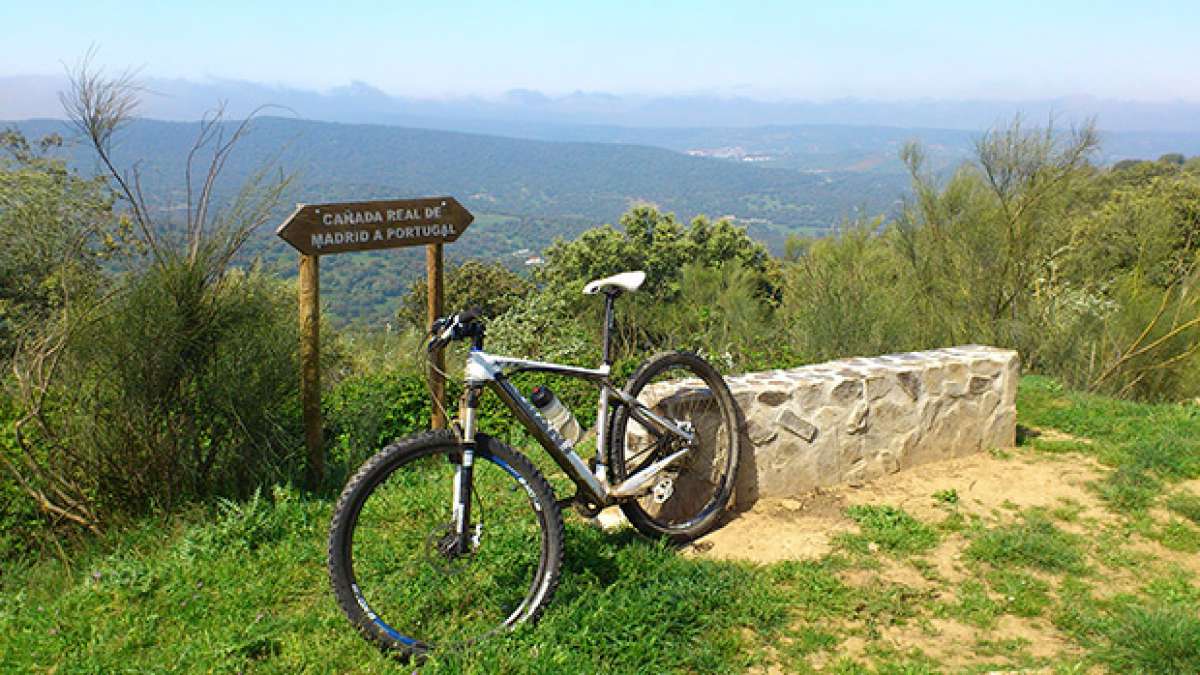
[685,146,774,162]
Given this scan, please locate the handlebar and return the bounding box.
[427,307,484,352]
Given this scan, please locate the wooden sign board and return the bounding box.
[276,195,474,488]
[277,196,474,256]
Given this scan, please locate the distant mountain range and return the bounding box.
[5,74,1200,135]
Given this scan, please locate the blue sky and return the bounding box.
[3,0,1197,101]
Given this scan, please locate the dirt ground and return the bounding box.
[689,446,1109,564]
[689,446,1118,672]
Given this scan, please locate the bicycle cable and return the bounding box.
[421,335,457,432]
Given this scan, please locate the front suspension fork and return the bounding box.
[451,385,482,555]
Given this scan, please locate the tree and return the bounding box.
[894,117,1098,352]
[395,259,533,330]
[488,206,778,367]
[0,130,126,356]
[536,206,773,302]
[1112,159,1147,172]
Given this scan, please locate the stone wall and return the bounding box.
[637,346,1018,507]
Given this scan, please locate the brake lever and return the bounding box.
[426,314,458,353]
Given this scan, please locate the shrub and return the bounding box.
[780,221,923,364]
[324,370,431,480]
[0,394,44,560]
[15,263,303,520]
[2,60,302,530]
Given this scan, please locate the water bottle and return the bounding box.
[531,385,583,446]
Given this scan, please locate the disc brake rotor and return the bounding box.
[423,523,481,576]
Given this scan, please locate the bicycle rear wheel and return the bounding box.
[328,430,563,660]
[608,351,740,543]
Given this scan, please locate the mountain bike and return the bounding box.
[327,271,741,660]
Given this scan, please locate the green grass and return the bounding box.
[837,505,940,556]
[1056,575,1200,673]
[1018,375,1200,513]
[1101,604,1200,673]
[0,484,895,674]
[966,512,1087,574]
[1151,519,1200,553]
[947,579,1003,628]
[1166,491,1200,524]
[985,568,1052,618]
[931,488,959,505]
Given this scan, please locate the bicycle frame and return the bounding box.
[463,350,696,495]
[446,295,697,551]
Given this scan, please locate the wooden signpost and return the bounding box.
[277,197,474,488]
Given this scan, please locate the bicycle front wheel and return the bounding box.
[328,430,563,660]
[608,351,740,543]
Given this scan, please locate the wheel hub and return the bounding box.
[652,474,675,503]
[424,523,481,574]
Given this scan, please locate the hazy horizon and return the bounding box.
[7,73,1200,136]
[3,1,1197,103]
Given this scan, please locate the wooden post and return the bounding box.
[299,253,324,488]
[427,243,446,429]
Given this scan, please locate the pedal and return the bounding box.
[573,500,602,518]
[556,492,602,518]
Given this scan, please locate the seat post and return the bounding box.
[601,290,618,366]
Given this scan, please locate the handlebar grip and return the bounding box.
[426,308,485,352]
[459,307,483,325]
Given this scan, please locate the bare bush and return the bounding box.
[6,54,298,530]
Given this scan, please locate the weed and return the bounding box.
[1092,531,1147,570]
[780,627,840,661]
[974,636,1032,657]
[1143,569,1200,606]
[1034,438,1092,453]
[1052,576,1111,646]
[909,558,942,583]
[1050,498,1085,522]
[932,489,959,505]
[938,509,980,535]
[768,559,854,621]
[1124,432,1200,482]
[1053,572,1200,673]
[862,645,941,674]
[853,582,931,638]
[986,568,1052,618]
[950,579,1001,628]
[1094,465,1161,512]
